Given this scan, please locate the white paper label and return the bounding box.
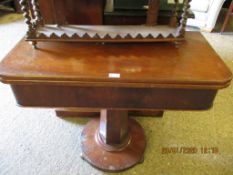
[108,73,121,78]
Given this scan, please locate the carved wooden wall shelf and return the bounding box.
[20,0,192,48]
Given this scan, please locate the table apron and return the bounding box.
[10,84,217,110]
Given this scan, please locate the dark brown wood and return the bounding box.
[169,0,179,27]
[38,0,103,25]
[81,117,146,172]
[146,0,160,26]
[10,84,218,110]
[104,12,147,25]
[51,0,66,25]
[129,110,164,117]
[0,32,232,172]
[55,108,164,117]
[221,0,233,33]
[56,108,100,118]
[30,0,192,25]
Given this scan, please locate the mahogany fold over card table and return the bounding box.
[0,32,232,172]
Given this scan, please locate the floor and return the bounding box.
[0,14,233,175]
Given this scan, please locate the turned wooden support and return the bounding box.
[146,0,160,26]
[176,0,192,37]
[19,0,33,36]
[31,0,43,26]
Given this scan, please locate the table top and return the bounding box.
[0,32,232,89]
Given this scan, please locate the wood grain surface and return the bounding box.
[0,32,231,89]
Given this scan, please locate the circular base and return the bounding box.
[81,118,146,172]
[96,130,131,152]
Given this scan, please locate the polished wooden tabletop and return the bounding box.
[0,32,232,89]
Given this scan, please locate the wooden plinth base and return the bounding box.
[80,110,146,172]
[56,108,164,118]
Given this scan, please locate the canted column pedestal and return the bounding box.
[80,109,146,172]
